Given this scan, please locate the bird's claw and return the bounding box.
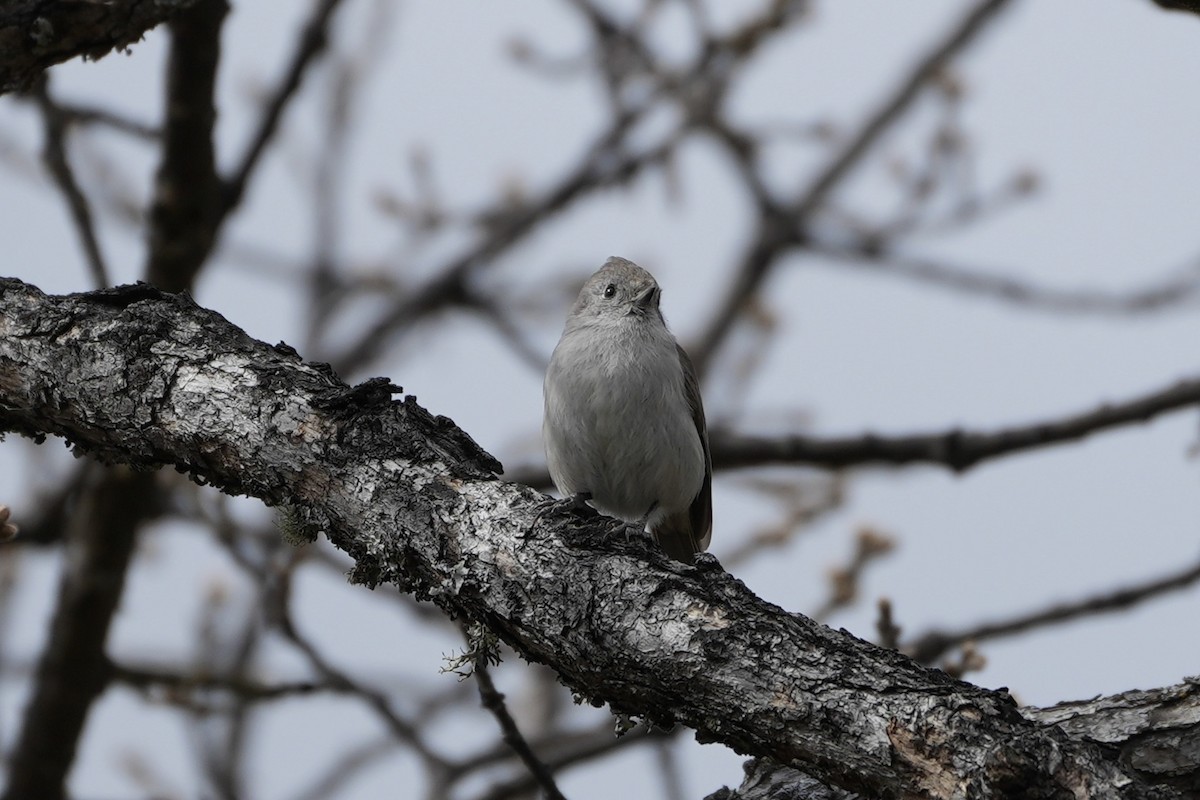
[531,492,596,532]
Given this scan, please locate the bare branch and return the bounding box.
[475,664,568,800]
[331,121,675,373]
[811,527,896,623]
[30,75,109,288]
[468,723,672,800]
[113,661,332,704]
[906,556,1200,664]
[289,737,398,800]
[221,0,348,215]
[0,466,157,800]
[797,0,1015,221]
[692,0,1017,372]
[144,0,227,292]
[815,246,1200,315]
[269,573,446,770]
[45,100,159,140]
[711,376,1200,472]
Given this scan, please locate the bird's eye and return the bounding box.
[603,283,616,298]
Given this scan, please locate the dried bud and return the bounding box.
[0,505,17,542]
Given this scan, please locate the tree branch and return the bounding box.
[144,0,228,292]
[711,376,1200,472]
[1151,0,1200,17]
[1025,681,1200,793]
[815,246,1200,316]
[714,679,1200,799]
[29,74,109,288]
[692,0,1016,372]
[793,0,1015,224]
[0,276,1190,798]
[0,0,200,95]
[0,466,157,800]
[906,556,1200,664]
[221,0,347,215]
[474,663,568,800]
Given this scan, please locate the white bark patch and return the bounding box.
[165,356,259,435]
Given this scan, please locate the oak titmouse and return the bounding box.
[543,257,712,563]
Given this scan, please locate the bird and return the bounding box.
[542,256,712,563]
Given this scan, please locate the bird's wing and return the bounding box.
[677,342,712,552]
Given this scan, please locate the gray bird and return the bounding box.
[543,257,712,563]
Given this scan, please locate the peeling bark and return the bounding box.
[1026,682,1200,793]
[0,277,1193,799]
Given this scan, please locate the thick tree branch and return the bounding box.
[1025,681,1200,793]
[0,0,200,95]
[0,277,1190,799]
[714,680,1200,798]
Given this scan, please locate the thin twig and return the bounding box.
[465,722,673,800]
[876,598,902,651]
[53,101,159,139]
[906,555,1200,664]
[815,246,1200,316]
[811,527,896,623]
[30,75,109,288]
[474,663,568,800]
[112,661,330,703]
[269,568,446,770]
[794,0,1016,221]
[692,0,1017,372]
[289,736,398,800]
[222,0,348,214]
[331,121,674,373]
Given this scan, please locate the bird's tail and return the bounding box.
[651,511,704,564]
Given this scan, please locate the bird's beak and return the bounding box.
[634,285,660,311]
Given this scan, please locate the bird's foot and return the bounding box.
[531,491,596,532]
[596,518,654,555]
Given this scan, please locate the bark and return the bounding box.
[1025,682,1200,793]
[0,0,200,95]
[0,276,1194,799]
[711,682,1200,799]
